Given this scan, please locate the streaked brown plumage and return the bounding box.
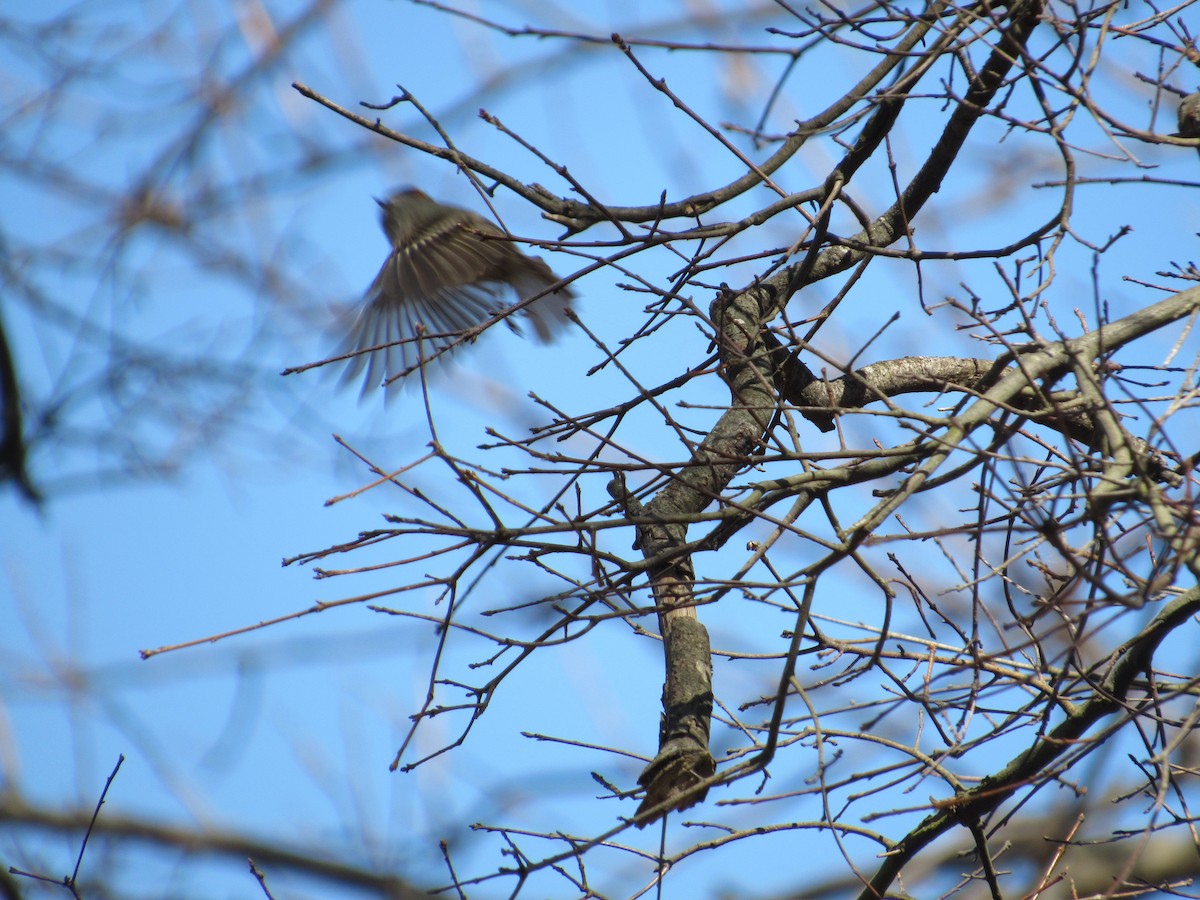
[1178,92,1200,148]
[340,188,573,395]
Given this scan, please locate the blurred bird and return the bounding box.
[339,188,574,395]
[1177,91,1200,157]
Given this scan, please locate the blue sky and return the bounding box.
[4,2,1200,897]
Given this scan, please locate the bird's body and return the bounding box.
[1178,92,1200,158]
[339,188,573,395]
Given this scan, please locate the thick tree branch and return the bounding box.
[859,586,1200,899]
